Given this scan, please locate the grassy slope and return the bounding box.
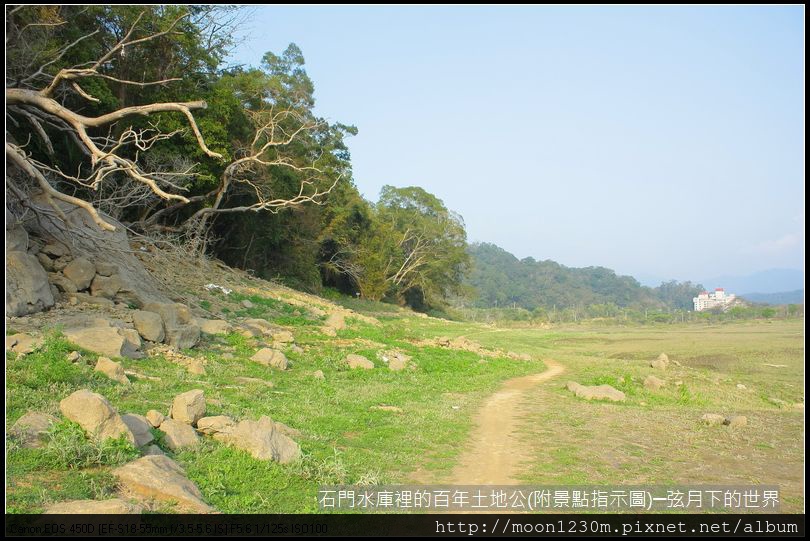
[6,292,545,513]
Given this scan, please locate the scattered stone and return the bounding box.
[6,333,42,355]
[241,318,275,337]
[59,389,135,443]
[62,257,96,291]
[6,251,55,316]
[346,354,374,370]
[158,418,199,451]
[90,274,123,299]
[121,414,154,447]
[701,413,726,426]
[250,348,288,370]
[724,415,747,428]
[324,312,346,331]
[10,411,58,448]
[67,351,82,363]
[198,319,232,335]
[114,455,213,513]
[644,375,665,391]
[213,417,300,464]
[36,252,55,271]
[120,328,143,355]
[234,376,274,387]
[387,351,412,371]
[51,255,73,272]
[312,370,325,380]
[95,357,130,385]
[7,224,29,252]
[196,415,235,436]
[271,330,295,344]
[736,383,747,390]
[72,292,115,308]
[241,299,254,309]
[566,381,625,402]
[650,359,667,370]
[145,410,165,428]
[44,499,142,514]
[170,390,206,425]
[290,344,304,354]
[132,310,165,343]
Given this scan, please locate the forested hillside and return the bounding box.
[466,242,704,312]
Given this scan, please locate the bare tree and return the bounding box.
[6,6,339,240]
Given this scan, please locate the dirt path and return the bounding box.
[450,359,565,484]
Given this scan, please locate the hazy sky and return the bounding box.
[229,6,804,283]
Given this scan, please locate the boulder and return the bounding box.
[66,351,82,363]
[6,333,43,355]
[240,299,254,309]
[213,416,300,464]
[170,390,206,425]
[271,330,295,344]
[62,257,96,291]
[650,359,668,370]
[90,274,123,299]
[49,272,78,294]
[95,357,130,385]
[145,410,165,428]
[44,499,142,514]
[386,351,412,371]
[7,224,29,252]
[121,414,154,447]
[120,328,143,354]
[114,455,213,513]
[724,415,747,428]
[198,319,232,335]
[313,370,325,380]
[196,415,235,436]
[6,251,54,316]
[72,292,115,308]
[143,302,200,349]
[59,389,135,443]
[132,310,165,343]
[644,375,665,391]
[142,445,165,456]
[701,413,726,426]
[63,319,132,358]
[10,411,58,448]
[41,242,70,257]
[251,348,289,370]
[566,381,625,402]
[241,318,275,337]
[37,253,55,272]
[158,418,199,451]
[346,354,374,370]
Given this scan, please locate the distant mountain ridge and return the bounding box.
[466,243,702,311]
[740,290,804,305]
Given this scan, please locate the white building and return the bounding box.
[693,288,737,312]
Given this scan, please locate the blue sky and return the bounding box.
[228,6,804,284]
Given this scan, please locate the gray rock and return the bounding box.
[67,351,82,363]
[120,328,143,355]
[271,330,295,344]
[95,356,130,385]
[10,411,58,448]
[241,318,275,337]
[196,415,235,435]
[114,455,213,513]
[51,255,72,272]
[6,251,55,316]
[170,390,206,425]
[346,354,374,370]
[37,252,55,271]
[701,413,726,426]
[241,299,254,309]
[142,445,165,456]
[59,389,135,443]
[234,376,274,387]
[41,242,70,257]
[121,414,154,447]
[143,303,200,349]
[63,257,96,291]
[251,348,289,370]
[94,261,119,277]
[7,224,29,252]
[132,310,165,343]
[213,416,300,464]
[44,499,142,514]
[72,292,115,308]
[566,381,625,402]
[158,418,199,451]
[387,351,412,371]
[49,272,78,294]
